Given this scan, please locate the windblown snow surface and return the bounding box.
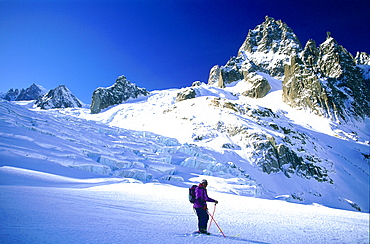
[0,80,369,243]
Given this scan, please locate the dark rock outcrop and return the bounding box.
[176,87,197,102]
[238,16,301,57]
[90,75,149,114]
[241,73,271,98]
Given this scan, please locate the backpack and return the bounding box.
[188,185,197,203]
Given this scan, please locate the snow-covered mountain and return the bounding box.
[208,16,370,122]
[35,85,82,109]
[284,34,369,122]
[64,17,367,212]
[1,83,83,110]
[1,17,369,215]
[208,16,302,93]
[1,83,47,101]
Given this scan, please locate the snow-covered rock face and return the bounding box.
[355,52,370,81]
[2,83,47,101]
[207,16,370,122]
[2,88,20,101]
[90,75,149,114]
[35,85,82,109]
[283,36,370,122]
[239,16,301,54]
[355,51,370,65]
[208,16,301,97]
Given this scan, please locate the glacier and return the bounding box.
[1,15,369,243]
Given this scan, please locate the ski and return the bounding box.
[177,231,242,239]
[192,230,211,236]
[176,231,212,237]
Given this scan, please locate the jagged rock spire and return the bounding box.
[90,75,149,114]
[238,16,301,56]
[301,39,319,67]
[317,35,355,78]
[208,16,302,98]
[283,34,370,121]
[207,16,370,122]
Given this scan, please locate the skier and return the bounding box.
[193,179,218,234]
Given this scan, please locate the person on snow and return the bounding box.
[193,179,218,234]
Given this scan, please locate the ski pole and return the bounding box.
[207,209,226,237]
[208,203,216,231]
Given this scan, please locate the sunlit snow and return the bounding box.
[0,77,369,243]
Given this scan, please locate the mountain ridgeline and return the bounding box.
[1,83,82,109]
[1,16,369,212]
[207,16,370,122]
[2,83,47,102]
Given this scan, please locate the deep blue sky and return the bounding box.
[1,0,369,103]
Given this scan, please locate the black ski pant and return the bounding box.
[194,207,209,231]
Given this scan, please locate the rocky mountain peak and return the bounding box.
[17,83,47,101]
[301,39,319,67]
[35,85,82,109]
[2,88,19,101]
[206,17,369,122]
[238,16,301,56]
[284,34,370,122]
[2,83,46,101]
[90,75,149,114]
[208,16,302,97]
[317,36,355,79]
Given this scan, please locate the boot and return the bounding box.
[199,229,210,235]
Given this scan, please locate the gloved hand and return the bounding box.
[214,200,219,204]
[203,206,208,210]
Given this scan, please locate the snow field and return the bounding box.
[0,166,368,244]
[71,84,369,212]
[0,80,369,243]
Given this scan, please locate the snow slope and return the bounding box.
[0,96,369,243]
[58,81,369,213]
[1,165,369,244]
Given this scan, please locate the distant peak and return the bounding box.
[34,84,82,109]
[90,75,149,114]
[117,75,127,81]
[238,16,301,56]
[264,15,274,22]
[262,16,285,27]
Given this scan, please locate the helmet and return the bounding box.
[201,179,208,186]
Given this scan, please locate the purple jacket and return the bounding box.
[193,185,216,208]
